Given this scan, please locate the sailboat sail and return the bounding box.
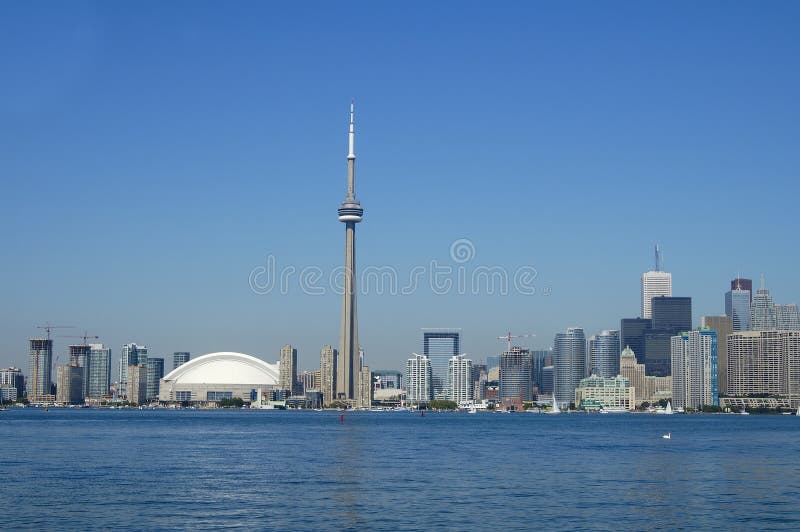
[665,401,673,414]
[552,394,561,413]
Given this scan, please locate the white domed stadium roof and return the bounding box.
[162,352,279,385]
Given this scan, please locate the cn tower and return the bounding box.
[336,101,363,402]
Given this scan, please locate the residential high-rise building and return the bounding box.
[86,344,111,398]
[422,329,461,399]
[641,245,672,319]
[447,355,473,404]
[619,346,646,404]
[0,367,25,399]
[620,318,652,365]
[671,329,718,410]
[127,364,147,405]
[726,288,752,331]
[406,353,433,404]
[279,344,298,395]
[320,344,337,405]
[701,316,732,395]
[727,330,800,406]
[173,352,190,370]
[499,347,532,409]
[336,102,364,403]
[146,358,164,401]
[553,328,586,408]
[751,277,777,331]
[56,364,83,404]
[119,344,147,397]
[588,330,621,378]
[776,304,800,330]
[28,339,53,400]
[300,371,318,393]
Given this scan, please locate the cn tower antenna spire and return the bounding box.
[347,99,355,199]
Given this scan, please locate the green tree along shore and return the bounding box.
[427,400,458,410]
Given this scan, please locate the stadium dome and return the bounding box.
[159,352,279,403]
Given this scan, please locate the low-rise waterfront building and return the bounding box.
[574,375,635,410]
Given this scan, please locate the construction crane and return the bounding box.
[36,323,75,340]
[60,331,100,346]
[497,331,536,353]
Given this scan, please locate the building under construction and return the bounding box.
[28,338,53,400]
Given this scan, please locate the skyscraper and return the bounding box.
[146,357,164,401]
[336,101,364,403]
[56,364,83,405]
[0,367,25,399]
[647,296,692,377]
[279,344,298,395]
[651,296,692,330]
[726,288,752,331]
[87,343,111,398]
[406,353,433,404]
[776,304,800,330]
[588,330,621,378]
[69,344,91,399]
[173,352,190,370]
[422,329,461,399]
[727,330,800,407]
[619,346,646,404]
[499,347,533,409]
[28,338,53,400]
[127,364,147,405]
[731,277,753,302]
[620,318,652,365]
[641,245,672,319]
[553,327,586,407]
[447,355,473,404]
[671,329,718,410]
[320,344,337,405]
[119,343,147,397]
[701,316,732,396]
[751,276,777,331]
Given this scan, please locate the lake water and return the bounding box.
[2,409,799,530]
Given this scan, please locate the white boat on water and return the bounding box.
[797,405,800,416]
[655,401,673,415]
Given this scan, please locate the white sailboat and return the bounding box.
[796,405,800,416]
[548,394,561,414]
[656,400,673,415]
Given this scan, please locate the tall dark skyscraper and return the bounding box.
[731,277,753,303]
[646,296,692,377]
[620,318,652,365]
[651,296,692,331]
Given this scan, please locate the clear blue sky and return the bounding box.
[2,1,799,372]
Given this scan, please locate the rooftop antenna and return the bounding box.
[654,244,663,272]
[760,273,766,290]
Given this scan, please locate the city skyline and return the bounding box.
[3,3,800,371]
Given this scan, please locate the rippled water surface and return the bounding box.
[2,409,799,530]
